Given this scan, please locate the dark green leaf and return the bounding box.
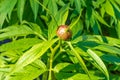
[17,0,26,22]
[30,0,39,21]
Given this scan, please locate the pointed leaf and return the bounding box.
[75,0,81,13]
[0,25,33,39]
[87,49,109,80]
[104,0,115,17]
[48,0,58,15]
[67,42,91,79]
[0,0,17,28]
[30,0,39,21]
[0,38,42,52]
[7,38,58,76]
[93,11,110,27]
[61,10,69,25]
[17,0,26,22]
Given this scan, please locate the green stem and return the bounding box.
[48,40,60,80]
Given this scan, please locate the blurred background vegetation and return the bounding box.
[0,0,120,80]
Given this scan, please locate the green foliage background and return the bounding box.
[0,0,120,80]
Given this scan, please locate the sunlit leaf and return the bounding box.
[94,44,120,55]
[100,6,105,17]
[61,10,69,25]
[67,42,91,79]
[5,60,46,80]
[116,20,120,38]
[93,11,110,27]
[0,25,33,39]
[6,38,58,77]
[0,38,42,52]
[103,0,115,17]
[87,49,109,80]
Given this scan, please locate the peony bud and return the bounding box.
[56,25,72,40]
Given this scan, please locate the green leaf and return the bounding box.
[5,38,58,77]
[61,10,69,25]
[71,19,83,39]
[101,54,120,65]
[0,38,42,52]
[87,49,109,80]
[110,0,120,19]
[67,42,91,79]
[94,44,120,55]
[17,0,26,22]
[0,25,33,39]
[54,63,104,80]
[48,4,70,40]
[5,60,46,80]
[100,6,105,17]
[116,20,120,38]
[75,0,81,13]
[85,5,92,30]
[48,0,58,15]
[70,9,82,29]
[0,0,17,28]
[29,0,39,21]
[0,13,6,28]
[54,63,72,73]
[43,0,49,7]
[103,0,115,18]
[56,3,70,25]
[93,11,110,27]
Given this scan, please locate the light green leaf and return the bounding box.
[61,10,69,25]
[0,13,6,28]
[0,38,42,52]
[0,0,17,28]
[116,20,120,38]
[93,44,120,55]
[22,21,46,40]
[48,0,58,15]
[6,38,58,77]
[5,60,46,80]
[17,0,26,22]
[100,6,105,17]
[67,42,91,79]
[93,11,110,27]
[71,19,83,39]
[30,0,39,21]
[0,25,33,39]
[87,49,109,80]
[43,0,49,7]
[103,0,115,17]
[54,63,72,73]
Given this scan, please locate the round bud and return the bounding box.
[56,25,72,40]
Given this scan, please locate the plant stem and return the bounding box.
[48,40,60,80]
